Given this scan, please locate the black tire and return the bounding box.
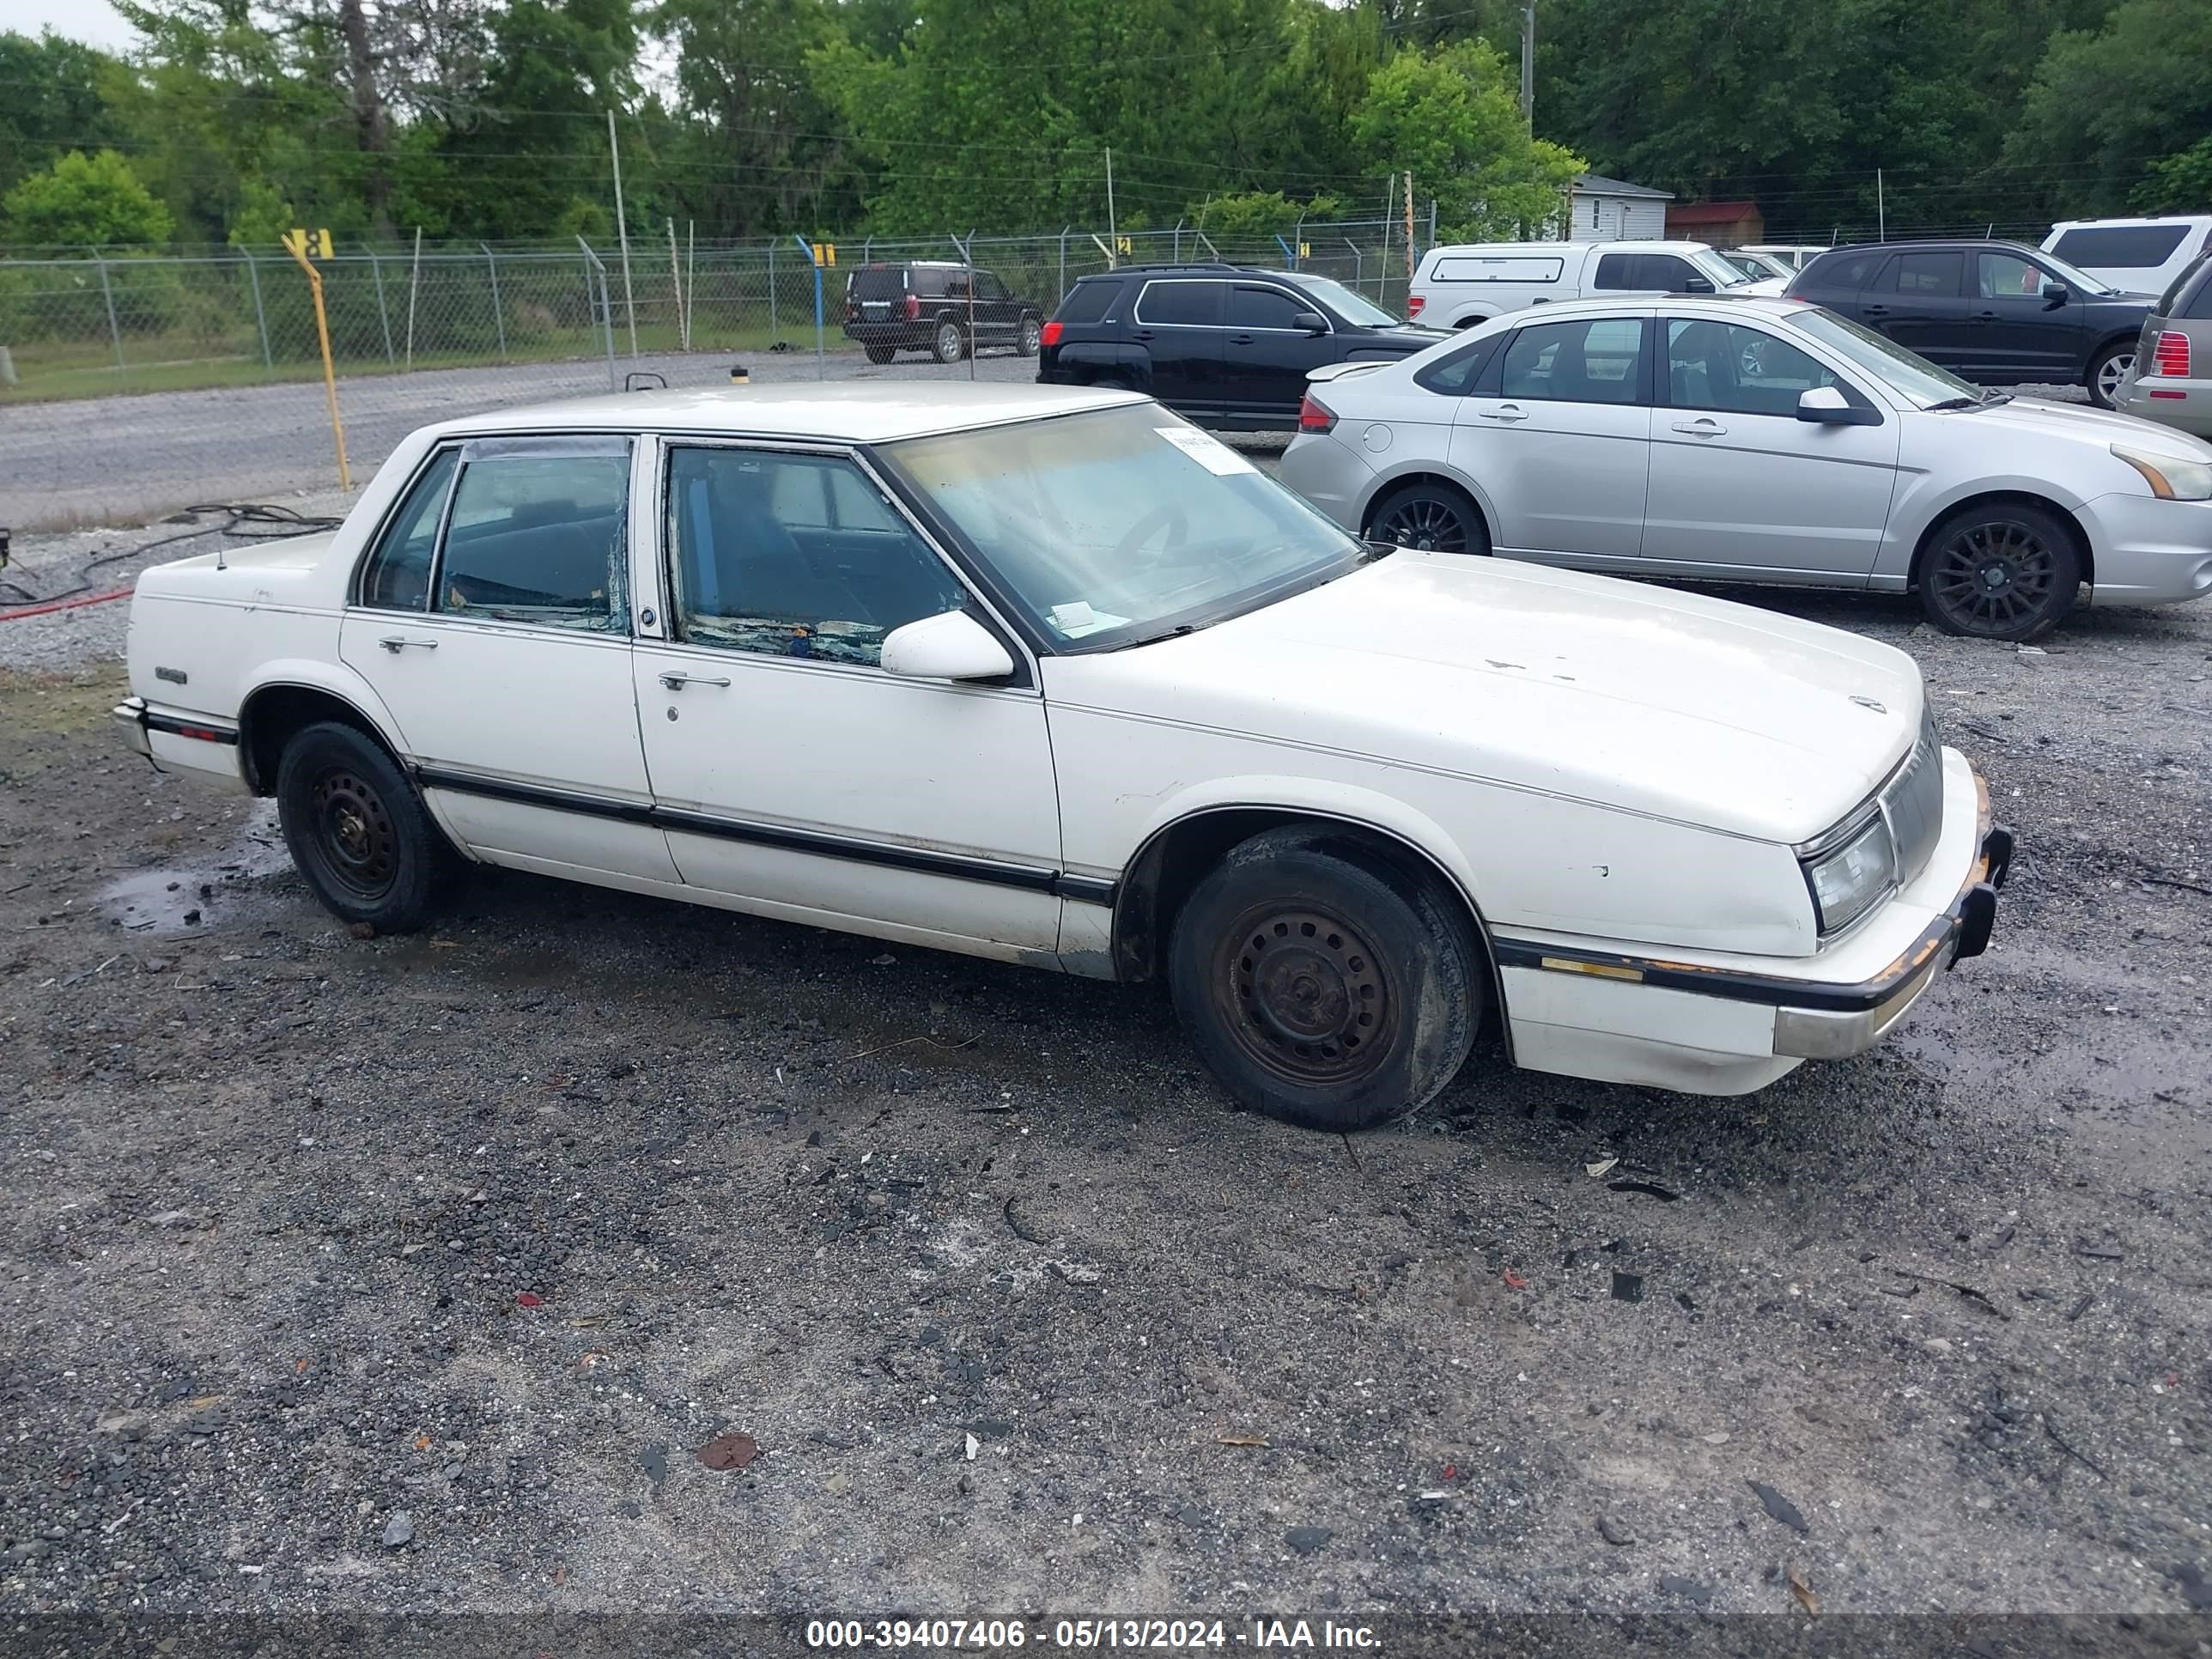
[276,720,457,933]
[1366,479,1492,556]
[931,318,967,365]
[1169,830,1481,1132]
[2085,338,2135,410]
[1917,501,2082,641]
[1016,313,1042,357]
[864,344,896,365]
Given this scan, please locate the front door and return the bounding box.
[630,441,1062,953]
[1643,317,1901,580]
[337,434,678,883]
[1452,314,1652,560]
[1129,277,1226,417]
[1864,251,1974,366]
[1970,249,2087,382]
[1221,282,1335,425]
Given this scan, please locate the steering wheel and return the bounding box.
[1112,501,1190,564]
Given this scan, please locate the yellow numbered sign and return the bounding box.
[811,242,836,267]
[282,228,335,259]
[1298,241,1310,258]
[1115,235,1132,255]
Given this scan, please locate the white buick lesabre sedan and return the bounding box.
[115,383,2010,1131]
[1280,294,2212,641]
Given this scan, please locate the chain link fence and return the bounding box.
[0,215,1432,407]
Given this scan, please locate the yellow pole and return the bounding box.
[283,232,351,491]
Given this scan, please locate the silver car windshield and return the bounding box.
[884,404,1364,653]
[1788,308,1984,406]
[1288,273,1404,328]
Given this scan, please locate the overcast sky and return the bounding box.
[3,0,137,52]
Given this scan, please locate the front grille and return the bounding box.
[1880,718,1943,886]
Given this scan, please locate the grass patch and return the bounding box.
[0,666,131,738]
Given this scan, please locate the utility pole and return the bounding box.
[1105,147,1117,254]
[608,109,637,356]
[1521,3,1536,128]
[1877,167,1887,240]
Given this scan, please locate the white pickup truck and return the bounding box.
[1407,239,1753,329]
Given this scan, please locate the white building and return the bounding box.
[1566,173,1674,242]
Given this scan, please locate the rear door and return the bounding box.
[1453,313,1652,560]
[1130,278,1227,418]
[1971,249,2086,381]
[1221,282,1334,424]
[1643,316,1899,580]
[1863,251,1973,365]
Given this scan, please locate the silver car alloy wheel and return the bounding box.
[2098,350,2134,403]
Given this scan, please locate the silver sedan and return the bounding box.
[1279,295,2212,641]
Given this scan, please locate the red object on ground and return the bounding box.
[0,586,132,623]
[515,1291,544,1308]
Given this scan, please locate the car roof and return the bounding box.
[1810,238,2039,256]
[2050,214,2212,228]
[425,382,1146,445]
[1472,293,1820,324]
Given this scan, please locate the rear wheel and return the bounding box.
[1169,830,1480,1132]
[276,720,456,933]
[1367,479,1492,556]
[2086,339,2134,410]
[932,319,967,365]
[1918,501,2081,641]
[1016,314,1042,357]
[864,344,896,365]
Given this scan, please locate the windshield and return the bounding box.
[1287,272,1405,328]
[2032,248,2123,296]
[883,404,1364,653]
[1691,247,1756,289]
[1789,307,1984,406]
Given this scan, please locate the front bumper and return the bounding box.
[2077,491,2212,605]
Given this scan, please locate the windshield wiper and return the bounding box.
[1928,390,2014,411]
[1925,395,1982,410]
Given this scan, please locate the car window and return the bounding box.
[1055,281,1121,325]
[914,269,951,297]
[1978,252,2049,299]
[1590,253,1641,290]
[1499,318,1646,404]
[1884,252,1963,297]
[1801,248,1884,291]
[1665,319,1844,416]
[1645,255,1701,289]
[2051,224,2191,270]
[1431,255,1564,284]
[1135,280,1224,326]
[2168,258,2212,320]
[1228,286,1307,329]
[358,447,458,611]
[1413,332,1501,394]
[975,272,1007,300]
[436,448,629,630]
[664,447,969,669]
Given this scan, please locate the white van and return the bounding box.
[1407,240,1750,329]
[2042,216,2212,298]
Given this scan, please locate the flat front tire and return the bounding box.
[1917,502,2082,641]
[1170,830,1480,1132]
[276,720,456,933]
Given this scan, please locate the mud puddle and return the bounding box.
[99,800,297,934]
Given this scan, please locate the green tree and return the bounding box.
[0,30,128,200]
[2010,0,2212,216]
[1351,39,1581,238]
[2136,135,2212,214]
[1,149,175,246]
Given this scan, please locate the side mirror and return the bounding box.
[880,609,1015,682]
[1796,385,1859,424]
[1681,276,1716,295]
[1291,310,1328,335]
[2041,282,2069,306]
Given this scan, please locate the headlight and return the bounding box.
[2113,443,2212,501]
[1802,812,1897,934]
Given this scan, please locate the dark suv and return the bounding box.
[843,262,1044,366]
[1036,263,1445,430]
[1784,239,2155,407]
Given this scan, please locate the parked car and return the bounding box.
[842,261,1043,365]
[2117,254,2212,439]
[1278,295,2212,641]
[112,382,2008,1129]
[1721,248,1797,283]
[1407,240,1750,329]
[1034,262,1443,430]
[1784,239,2155,407]
[2044,216,2212,303]
[1740,243,1832,271]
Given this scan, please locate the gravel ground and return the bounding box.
[3,538,2209,1637]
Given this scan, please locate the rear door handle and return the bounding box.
[1133,329,1157,342]
[1671,417,1727,436]
[1972,310,2000,320]
[659,671,731,690]
[1230,333,1255,344]
[1479,404,1528,422]
[378,635,437,653]
[1862,305,1890,317]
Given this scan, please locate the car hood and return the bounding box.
[1352,325,1451,351]
[1044,554,1923,844]
[1937,395,2212,459]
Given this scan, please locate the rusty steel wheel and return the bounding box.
[1212,902,1400,1089]
[1170,830,1480,1132]
[276,720,458,932]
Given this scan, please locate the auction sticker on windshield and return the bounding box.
[1155,427,1256,476]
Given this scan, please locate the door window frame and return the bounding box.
[1476,312,1656,404]
[1225,283,1334,334]
[642,434,1040,693]
[1656,316,1886,423]
[1133,279,1228,328]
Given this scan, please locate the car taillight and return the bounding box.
[1407,294,1425,317]
[1298,392,1337,434]
[2151,330,2191,377]
[1039,320,1064,348]
[902,293,921,321]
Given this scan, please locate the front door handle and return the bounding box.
[1862,304,1890,318]
[659,671,731,690]
[1671,417,1727,436]
[1230,333,1255,344]
[378,635,437,653]
[1479,404,1528,422]
[1972,310,2000,320]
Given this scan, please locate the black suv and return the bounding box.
[1036,263,1445,430]
[1784,239,2155,407]
[843,262,1044,366]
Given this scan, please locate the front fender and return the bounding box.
[1883,469,2098,580]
